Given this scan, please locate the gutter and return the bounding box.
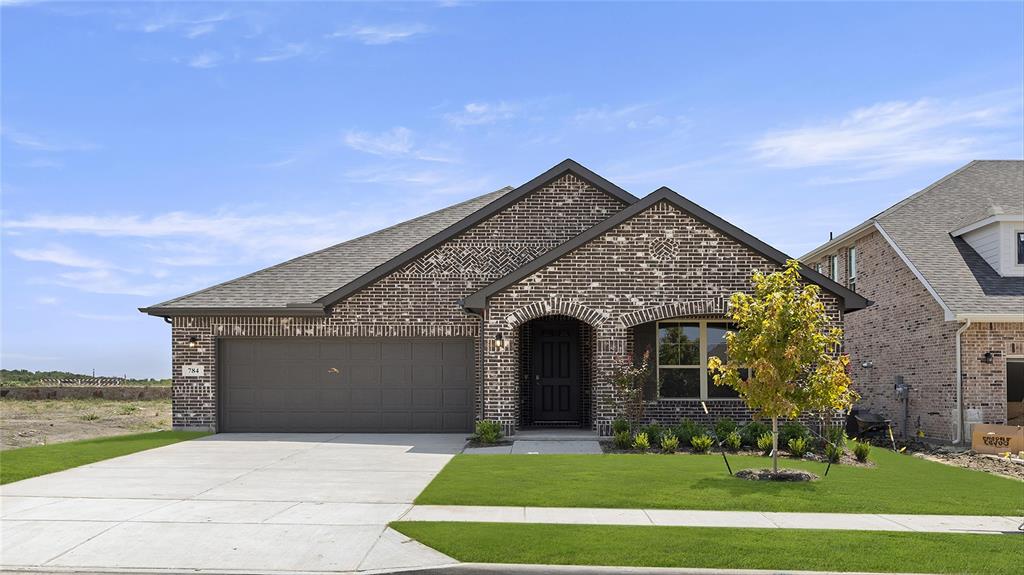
[954,319,972,445]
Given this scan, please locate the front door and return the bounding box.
[532,320,579,423]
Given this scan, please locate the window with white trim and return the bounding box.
[656,320,742,400]
[829,255,838,280]
[847,246,857,292]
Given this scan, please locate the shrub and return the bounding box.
[613,430,632,450]
[673,419,705,445]
[853,440,871,462]
[632,432,651,452]
[640,423,665,448]
[714,419,738,438]
[473,420,503,444]
[825,442,843,463]
[824,424,847,462]
[118,404,139,415]
[690,433,714,453]
[613,430,632,449]
[660,433,679,453]
[779,421,810,446]
[724,430,742,451]
[756,432,774,455]
[787,436,809,457]
[611,418,631,435]
[80,413,100,421]
[740,421,770,446]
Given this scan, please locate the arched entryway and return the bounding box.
[518,315,594,429]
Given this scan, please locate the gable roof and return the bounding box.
[462,187,869,312]
[801,160,1024,320]
[141,159,637,317]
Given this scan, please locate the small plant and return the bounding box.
[724,430,742,451]
[824,424,847,462]
[660,433,679,453]
[473,420,503,445]
[611,418,631,435]
[673,419,705,445]
[611,350,650,428]
[640,423,664,448]
[787,436,809,457]
[80,413,100,421]
[714,419,738,438]
[779,421,810,446]
[740,421,770,446]
[690,433,714,453]
[632,432,651,452]
[118,404,139,415]
[853,439,871,462]
[756,432,774,455]
[613,430,632,450]
[825,442,843,463]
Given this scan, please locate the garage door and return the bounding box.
[219,338,475,432]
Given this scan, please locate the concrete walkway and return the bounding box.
[402,505,1024,534]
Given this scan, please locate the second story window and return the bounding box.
[1018,232,1024,265]
[829,255,838,280]
[847,246,857,291]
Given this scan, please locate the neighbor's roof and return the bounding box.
[140,186,515,315]
[803,160,1024,319]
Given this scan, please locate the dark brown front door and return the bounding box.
[532,320,579,423]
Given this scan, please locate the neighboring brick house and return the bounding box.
[802,160,1024,444]
[142,159,865,435]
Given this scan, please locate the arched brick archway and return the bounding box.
[503,298,609,329]
[618,296,728,328]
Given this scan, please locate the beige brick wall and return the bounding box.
[961,322,1024,432]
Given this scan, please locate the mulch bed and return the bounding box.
[735,468,819,481]
[599,441,874,467]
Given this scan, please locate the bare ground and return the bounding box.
[0,398,171,450]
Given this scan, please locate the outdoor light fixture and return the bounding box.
[188,336,198,348]
[494,332,507,350]
[861,360,874,368]
[982,351,994,364]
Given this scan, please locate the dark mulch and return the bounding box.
[735,468,820,482]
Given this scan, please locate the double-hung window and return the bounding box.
[829,255,839,280]
[847,246,857,292]
[656,320,742,400]
[1017,232,1024,265]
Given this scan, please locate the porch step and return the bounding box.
[513,429,600,441]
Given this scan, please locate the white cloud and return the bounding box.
[343,127,457,162]
[140,11,232,36]
[48,269,202,297]
[253,43,308,63]
[1,127,97,152]
[185,23,216,38]
[35,296,60,305]
[343,165,492,196]
[572,103,687,132]
[11,244,113,269]
[445,101,519,127]
[328,23,429,45]
[188,51,222,69]
[751,95,1019,177]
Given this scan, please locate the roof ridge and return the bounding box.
[143,185,515,310]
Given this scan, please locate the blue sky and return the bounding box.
[2,1,1022,378]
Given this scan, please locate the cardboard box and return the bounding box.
[971,423,1024,456]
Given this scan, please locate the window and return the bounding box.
[656,320,742,400]
[829,255,838,280]
[847,246,857,292]
[814,263,822,274]
[1018,232,1024,265]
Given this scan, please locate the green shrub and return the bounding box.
[825,442,843,463]
[853,440,871,462]
[611,418,630,434]
[80,413,100,421]
[723,430,742,451]
[787,436,809,457]
[632,432,651,452]
[740,421,770,446]
[824,424,847,462]
[660,433,679,453]
[756,432,774,455]
[613,430,632,450]
[117,404,139,415]
[714,419,738,438]
[673,419,705,445]
[779,421,810,446]
[640,423,665,448]
[690,433,714,453]
[473,420,503,444]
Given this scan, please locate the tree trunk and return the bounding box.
[771,416,779,474]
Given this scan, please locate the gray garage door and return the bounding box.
[219,338,475,433]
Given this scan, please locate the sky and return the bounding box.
[2,1,1022,378]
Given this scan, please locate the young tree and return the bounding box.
[708,259,858,473]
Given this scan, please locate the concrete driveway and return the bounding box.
[1,433,466,574]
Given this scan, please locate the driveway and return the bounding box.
[1,433,466,573]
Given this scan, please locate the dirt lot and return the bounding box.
[0,398,171,450]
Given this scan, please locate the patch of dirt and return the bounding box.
[0,398,171,450]
[735,468,819,481]
[466,439,514,448]
[912,449,1024,481]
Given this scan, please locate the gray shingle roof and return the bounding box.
[144,186,514,311]
[875,160,1024,317]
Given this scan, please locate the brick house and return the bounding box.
[141,160,865,435]
[802,160,1024,444]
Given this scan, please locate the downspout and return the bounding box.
[954,319,972,445]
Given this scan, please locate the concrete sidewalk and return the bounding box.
[401,505,1024,534]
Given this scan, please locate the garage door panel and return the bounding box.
[220,338,474,432]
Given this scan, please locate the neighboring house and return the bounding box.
[141,160,865,435]
[802,160,1024,444]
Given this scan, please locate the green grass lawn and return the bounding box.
[0,431,210,484]
[393,522,1023,575]
[417,448,1024,515]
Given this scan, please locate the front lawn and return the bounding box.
[393,522,1023,575]
[0,430,210,484]
[417,448,1024,515]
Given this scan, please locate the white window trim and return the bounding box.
[655,319,743,401]
[847,246,857,290]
